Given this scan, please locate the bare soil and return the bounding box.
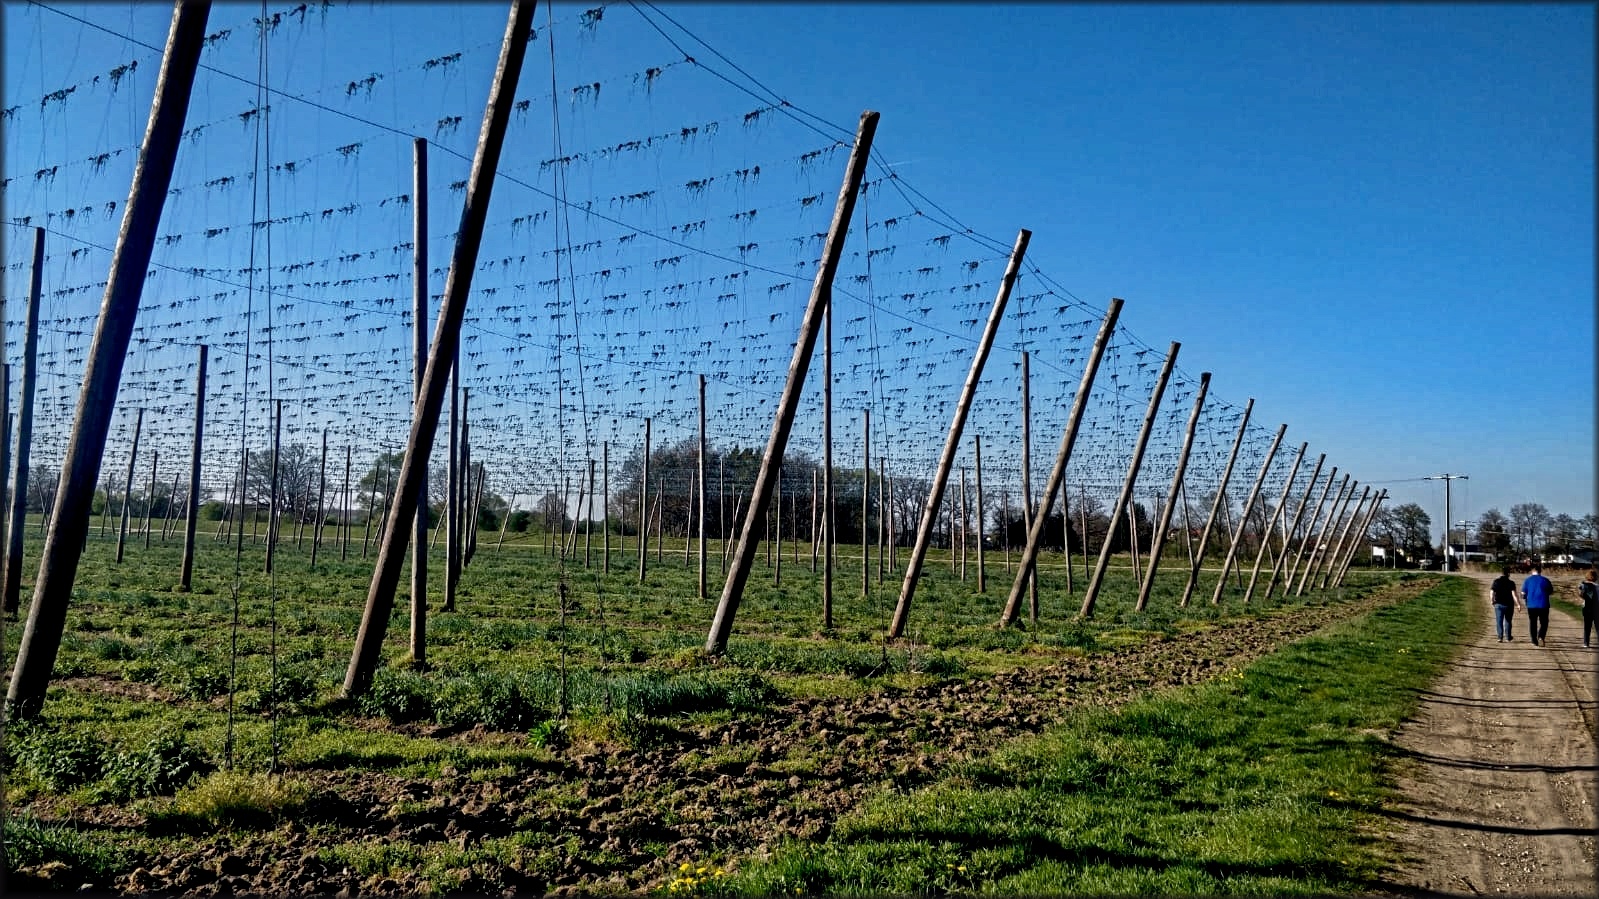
[1380,570,1598,896]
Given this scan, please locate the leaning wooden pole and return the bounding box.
[705,110,878,655]
[1334,490,1385,587]
[1241,441,1307,603]
[1080,341,1180,618]
[1210,423,1287,606]
[410,136,430,666]
[3,230,45,614]
[1178,399,1253,607]
[1317,484,1372,591]
[1281,465,1336,594]
[1134,371,1210,612]
[1295,475,1354,596]
[997,298,1123,628]
[1263,453,1324,600]
[888,228,1029,638]
[445,361,460,603]
[115,409,144,564]
[343,0,536,699]
[7,0,210,719]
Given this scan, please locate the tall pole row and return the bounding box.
[1263,453,1324,599]
[1284,468,1339,592]
[1295,476,1355,596]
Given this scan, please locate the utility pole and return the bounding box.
[1423,473,1468,569]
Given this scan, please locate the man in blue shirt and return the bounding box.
[1521,563,1553,646]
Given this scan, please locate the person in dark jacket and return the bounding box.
[1490,567,1519,642]
[1521,564,1553,646]
[1579,568,1597,648]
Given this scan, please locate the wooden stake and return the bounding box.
[344,0,535,697]
[1081,342,1179,618]
[1135,372,1209,612]
[1178,399,1254,607]
[698,375,707,598]
[8,0,210,717]
[116,409,144,564]
[4,230,45,613]
[888,228,1029,638]
[1210,424,1287,606]
[706,110,878,655]
[1242,441,1307,603]
[997,298,1122,628]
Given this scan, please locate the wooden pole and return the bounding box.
[445,353,460,604]
[638,417,650,583]
[1126,501,1141,588]
[585,460,595,567]
[410,136,430,666]
[115,409,144,564]
[310,428,326,568]
[774,468,783,586]
[497,490,517,554]
[1080,341,1179,618]
[958,466,968,582]
[1210,424,1287,606]
[1294,474,1352,595]
[974,434,986,594]
[822,237,834,629]
[1242,441,1307,603]
[1178,399,1253,607]
[164,471,181,542]
[602,441,610,573]
[1284,466,1337,593]
[1334,490,1385,587]
[862,409,871,598]
[264,401,282,573]
[7,0,210,717]
[344,0,536,698]
[877,457,887,584]
[888,228,1029,637]
[1317,484,1371,591]
[142,451,158,548]
[1135,371,1209,612]
[705,110,878,655]
[698,375,707,598]
[4,231,45,613]
[997,299,1122,628]
[1019,351,1038,618]
[809,469,818,573]
[340,445,351,561]
[1263,453,1324,600]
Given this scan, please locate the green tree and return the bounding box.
[1374,503,1431,560]
[1476,508,1513,558]
[1508,502,1551,555]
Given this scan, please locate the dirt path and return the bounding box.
[1383,570,1598,896]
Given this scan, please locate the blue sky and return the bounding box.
[2,1,1593,543]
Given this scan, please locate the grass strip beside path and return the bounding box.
[727,575,1476,896]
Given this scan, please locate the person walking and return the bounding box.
[1579,567,1597,648]
[1490,566,1520,642]
[1521,563,1553,646]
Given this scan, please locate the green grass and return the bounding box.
[0,514,1434,891]
[724,575,1475,895]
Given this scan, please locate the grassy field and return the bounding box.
[0,515,1444,894]
[724,575,1475,895]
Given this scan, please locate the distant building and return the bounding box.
[1447,543,1493,564]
